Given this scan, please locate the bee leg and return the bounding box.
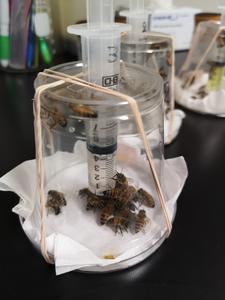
[124,224,128,232]
[86,205,92,211]
[49,119,57,129]
[119,226,123,236]
[54,207,61,215]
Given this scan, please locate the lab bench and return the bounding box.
[0,52,225,300]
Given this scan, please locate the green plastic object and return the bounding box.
[0,36,9,60]
[39,37,52,65]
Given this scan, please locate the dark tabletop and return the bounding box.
[0,52,225,300]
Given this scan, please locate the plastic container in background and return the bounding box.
[175,8,225,117]
[120,2,173,108]
[195,12,221,28]
[120,0,185,144]
[121,33,172,108]
[0,0,55,72]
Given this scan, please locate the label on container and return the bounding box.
[148,8,201,50]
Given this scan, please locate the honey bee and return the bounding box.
[86,194,105,211]
[112,172,128,188]
[217,32,225,48]
[68,103,97,118]
[103,186,122,200]
[100,202,114,225]
[115,186,137,209]
[46,190,66,215]
[151,41,168,50]
[196,85,208,99]
[79,187,92,198]
[135,209,149,233]
[159,67,168,81]
[137,188,155,208]
[164,81,170,105]
[41,105,67,129]
[151,43,161,50]
[104,185,136,210]
[79,188,105,211]
[166,51,173,66]
[109,209,131,234]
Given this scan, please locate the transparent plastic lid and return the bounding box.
[121,32,171,48]
[35,61,163,118]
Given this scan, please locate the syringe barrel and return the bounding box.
[86,117,118,195]
[128,15,148,33]
[121,0,148,34]
[81,32,120,87]
[85,118,118,151]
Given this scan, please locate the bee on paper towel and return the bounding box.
[135,209,149,233]
[109,209,131,234]
[114,186,137,210]
[46,190,67,215]
[136,188,155,208]
[112,172,128,189]
[79,188,105,211]
[100,202,114,225]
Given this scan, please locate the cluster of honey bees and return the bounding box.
[79,172,155,235]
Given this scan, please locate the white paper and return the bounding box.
[175,76,225,117]
[164,109,185,145]
[0,143,188,275]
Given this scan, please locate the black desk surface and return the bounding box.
[0,53,225,300]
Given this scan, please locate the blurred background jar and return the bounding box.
[195,12,221,28]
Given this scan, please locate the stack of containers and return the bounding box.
[120,0,185,144]
[175,8,225,117]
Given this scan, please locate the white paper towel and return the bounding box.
[164,109,185,145]
[175,76,225,117]
[0,141,188,275]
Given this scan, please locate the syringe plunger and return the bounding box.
[130,0,145,11]
[120,0,148,34]
[87,0,114,25]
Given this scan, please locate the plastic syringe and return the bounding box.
[68,0,130,195]
[120,0,149,34]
